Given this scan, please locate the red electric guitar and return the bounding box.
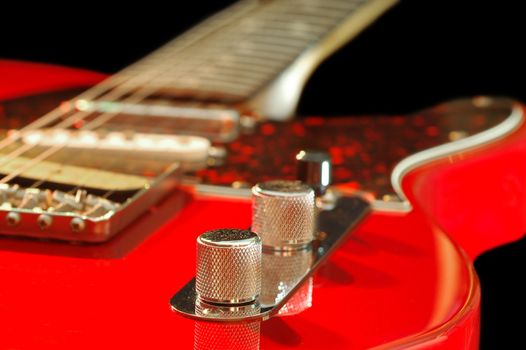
[1,0,525,349]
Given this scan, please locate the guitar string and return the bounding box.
[0,0,356,181]
[0,0,264,179]
[0,0,259,157]
[2,0,271,199]
[0,0,359,157]
[2,0,360,209]
[13,0,322,189]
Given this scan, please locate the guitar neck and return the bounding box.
[88,0,398,119]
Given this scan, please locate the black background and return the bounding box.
[1,0,525,348]
[1,0,525,115]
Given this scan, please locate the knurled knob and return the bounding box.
[252,180,316,249]
[196,229,262,305]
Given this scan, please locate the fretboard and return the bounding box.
[97,0,397,116]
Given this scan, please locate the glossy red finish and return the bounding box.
[0,59,105,100]
[0,61,519,349]
[0,193,480,349]
[402,109,526,260]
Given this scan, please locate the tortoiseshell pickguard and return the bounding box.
[195,97,514,199]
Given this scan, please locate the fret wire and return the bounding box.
[158,62,283,94]
[233,43,296,60]
[260,17,328,35]
[122,45,289,94]
[172,79,252,96]
[119,2,338,89]
[320,1,363,12]
[229,49,294,65]
[195,59,274,77]
[121,28,268,83]
[144,55,288,88]
[261,6,342,25]
[232,40,300,57]
[213,61,275,76]
[239,22,319,45]
[113,0,366,97]
[115,0,365,100]
[248,35,309,50]
[193,70,269,88]
[123,3,328,80]
[323,0,366,7]
[269,11,345,27]
[108,0,262,87]
[248,19,330,42]
[252,24,321,40]
[279,7,349,21]
[222,54,291,72]
[200,72,274,91]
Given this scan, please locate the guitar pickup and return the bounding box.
[20,129,211,167]
[72,99,240,142]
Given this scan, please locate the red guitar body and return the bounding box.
[1,60,525,349]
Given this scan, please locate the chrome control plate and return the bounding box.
[170,194,370,322]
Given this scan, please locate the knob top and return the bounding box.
[199,229,259,247]
[254,180,312,197]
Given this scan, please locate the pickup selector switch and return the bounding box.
[296,149,332,196]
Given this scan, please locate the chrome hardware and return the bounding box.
[261,248,313,314]
[21,128,211,165]
[0,185,119,218]
[70,217,86,232]
[171,195,370,322]
[72,100,240,143]
[0,161,181,242]
[196,229,262,305]
[37,214,52,229]
[194,301,261,350]
[252,180,316,249]
[276,277,313,317]
[296,149,332,196]
[5,212,20,226]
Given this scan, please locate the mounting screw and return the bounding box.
[70,217,86,232]
[6,212,21,226]
[37,214,52,230]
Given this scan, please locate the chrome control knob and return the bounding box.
[252,180,316,249]
[196,229,262,305]
[296,150,332,196]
